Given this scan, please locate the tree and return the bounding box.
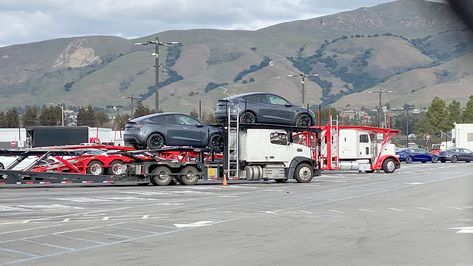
[23,106,39,126]
[444,100,461,128]
[95,111,110,126]
[201,112,216,124]
[0,112,7,127]
[39,106,61,126]
[189,109,199,119]
[423,97,448,134]
[462,95,473,123]
[113,113,130,130]
[5,108,20,128]
[133,103,151,118]
[77,105,96,126]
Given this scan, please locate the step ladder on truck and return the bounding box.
[318,116,401,173]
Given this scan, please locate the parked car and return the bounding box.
[438,147,473,163]
[214,92,315,127]
[396,148,438,163]
[124,113,224,150]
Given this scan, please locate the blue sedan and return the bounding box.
[396,148,438,163]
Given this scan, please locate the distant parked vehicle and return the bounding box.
[124,113,224,150]
[214,92,315,127]
[396,148,438,163]
[438,148,473,163]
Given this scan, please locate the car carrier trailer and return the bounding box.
[0,111,321,187]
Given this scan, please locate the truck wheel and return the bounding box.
[405,156,413,164]
[294,163,313,183]
[150,166,173,186]
[107,160,125,175]
[179,166,201,185]
[87,160,104,175]
[0,162,4,170]
[431,156,438,163]
[382,158,396,173]
[147,133,164,150]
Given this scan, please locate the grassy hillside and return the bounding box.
[0,0,472,114]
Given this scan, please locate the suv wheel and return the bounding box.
[296,113,312,127]
[209,134,224,151]
[240,111,256,124]
[147,133,164,150]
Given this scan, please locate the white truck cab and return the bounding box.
[237,128,318,182]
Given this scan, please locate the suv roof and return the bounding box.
[222,92,279,101]
[129,112,188,122]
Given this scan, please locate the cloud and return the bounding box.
[0,0,394,47]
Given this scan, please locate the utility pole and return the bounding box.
[134,37,179,112]
[121,95,142,117]
[368,89,392,127]
[288,73,318,105]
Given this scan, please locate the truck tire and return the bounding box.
[87,160,104,175]
[179,166,201,185]
[107,160,125,175]
[382,158,396,173]
[150,166,173,186]
[431,156,438,163]
[0,162,4,170]
[294,163,313,183]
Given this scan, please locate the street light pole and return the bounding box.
[368,89,392,127]
[134,38,179,112]
[50,103,64,126]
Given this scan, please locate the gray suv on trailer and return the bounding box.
[124,112,223,150]
[215,92,315,127]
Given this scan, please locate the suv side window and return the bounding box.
[176,115,200,126]
[244,95,267,104]
[266,95,290,105]
[270,131,288,145]
[150,115,176,124]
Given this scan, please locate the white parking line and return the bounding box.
[446,206,463,210]
[54,234,106,245]
[62,218,70,223]
[22,239,74,251]
[85,230,132,239]
[388,208,405,212]
[417,207,433,211]
[358,208,374,213]
[329,210,343,213]
[141,215,149,219]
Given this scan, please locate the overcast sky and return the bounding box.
[0,0,412,47]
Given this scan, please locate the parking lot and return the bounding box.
[0,163,472,265]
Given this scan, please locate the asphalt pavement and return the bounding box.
[0,162,472,265]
